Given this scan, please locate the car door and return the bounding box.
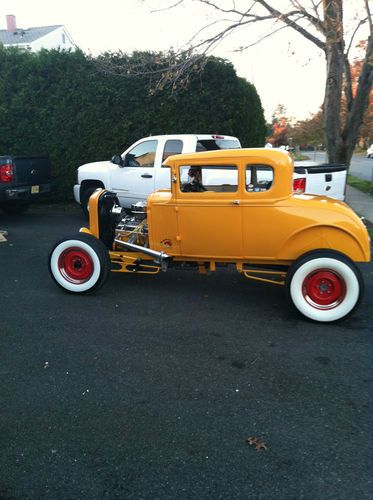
[176,164,243,258]
[110,139,158,206]
[242,164,278,258]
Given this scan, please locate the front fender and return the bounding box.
[78,161,113,187]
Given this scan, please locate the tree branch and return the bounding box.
[364,0,373,36]
[255,0,325,50]
[341,34,373,157]
[345,18,368,57]
[289,0,326,35]
[343,53,353,112]
[150,0,185,13]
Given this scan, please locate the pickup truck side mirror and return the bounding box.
[111,155,124,167]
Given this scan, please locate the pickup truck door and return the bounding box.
[176,165,243,258]
[110,139,158,206]
[155,138,185,190]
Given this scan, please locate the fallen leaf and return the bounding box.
[246,436,268,452]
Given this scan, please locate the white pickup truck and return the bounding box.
[74,134,241,214]
[74,135,347,213]
[293,160,347,200]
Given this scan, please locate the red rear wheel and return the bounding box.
[302,269,346,309]
[286,252,363,322]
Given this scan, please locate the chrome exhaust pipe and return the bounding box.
[114,239,171,264]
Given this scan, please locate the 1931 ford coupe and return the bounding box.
[49,149,371,322]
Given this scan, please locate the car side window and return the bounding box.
[246,165,274,192]
[162,140,183,161]
[179,165,238,193]
[125,140,158,168]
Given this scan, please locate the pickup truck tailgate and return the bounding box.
[294,162,347,200]
[13,156,51,185]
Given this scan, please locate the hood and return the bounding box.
[77,160,115,182]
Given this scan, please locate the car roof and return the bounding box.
[142,134,240,141]
[164,148,290,165]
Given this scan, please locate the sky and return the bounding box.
[0,0,333,121]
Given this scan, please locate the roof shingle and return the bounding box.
[0,25,62,46]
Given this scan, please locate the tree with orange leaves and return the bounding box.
[146,1,373,167]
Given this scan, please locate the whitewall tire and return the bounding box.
[49,233,110,294]
[286,252,363,322]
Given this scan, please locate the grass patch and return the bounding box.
[347,175,372,195]
[292,153,309,161]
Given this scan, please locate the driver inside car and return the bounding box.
[182,166,207,192]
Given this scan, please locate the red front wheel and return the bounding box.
[286,252,363,322]
[49,233,110,294]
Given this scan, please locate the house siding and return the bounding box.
[28,27,75,51]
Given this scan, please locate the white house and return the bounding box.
[0,15,76,52]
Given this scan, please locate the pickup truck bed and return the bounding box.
[0,155,52,214]
[294,161,347,200]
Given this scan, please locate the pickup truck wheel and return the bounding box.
[286,252,363,322]
[49,233,111,294]
[82,187,101,218]
[1,202,30,214]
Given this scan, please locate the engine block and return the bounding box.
[114,201,148,247]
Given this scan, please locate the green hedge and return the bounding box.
[0,47,266,201]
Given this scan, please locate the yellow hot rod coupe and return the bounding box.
[49,149,371,322]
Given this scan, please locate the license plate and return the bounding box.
[31,185,40,194]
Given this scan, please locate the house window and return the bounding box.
[62,33,66,44]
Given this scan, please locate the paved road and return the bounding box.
[304,151,373,182]
[0,207,372,499]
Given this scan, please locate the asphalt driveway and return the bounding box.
[0,206,372,499]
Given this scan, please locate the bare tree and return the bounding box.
[145,0,373,166]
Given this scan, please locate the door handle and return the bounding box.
[141,174,153,178]
[232,200,240,205]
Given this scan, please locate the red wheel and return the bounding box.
[286,252,363,322]
[302,269,346,309]
[49,233,110,294]
[58,247,94,284]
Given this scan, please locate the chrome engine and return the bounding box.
[114,201,148,247]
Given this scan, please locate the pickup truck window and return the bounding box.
[125,140,158,168]
[196,139,240,151]
[246,165,273,192]
[162,140,183,161]
[179,165,238,193]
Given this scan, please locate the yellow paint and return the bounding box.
[88,189,103,238]
[156,148,370,263]
[109,251,160,274]
[86,148,371,276]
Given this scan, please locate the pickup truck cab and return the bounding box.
[0,155,52,214]
[74,134,241,214]
[50,149,370,323]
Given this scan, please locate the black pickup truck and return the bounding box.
[0,156,53,214]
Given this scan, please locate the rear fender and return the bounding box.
[278,225,370,262]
